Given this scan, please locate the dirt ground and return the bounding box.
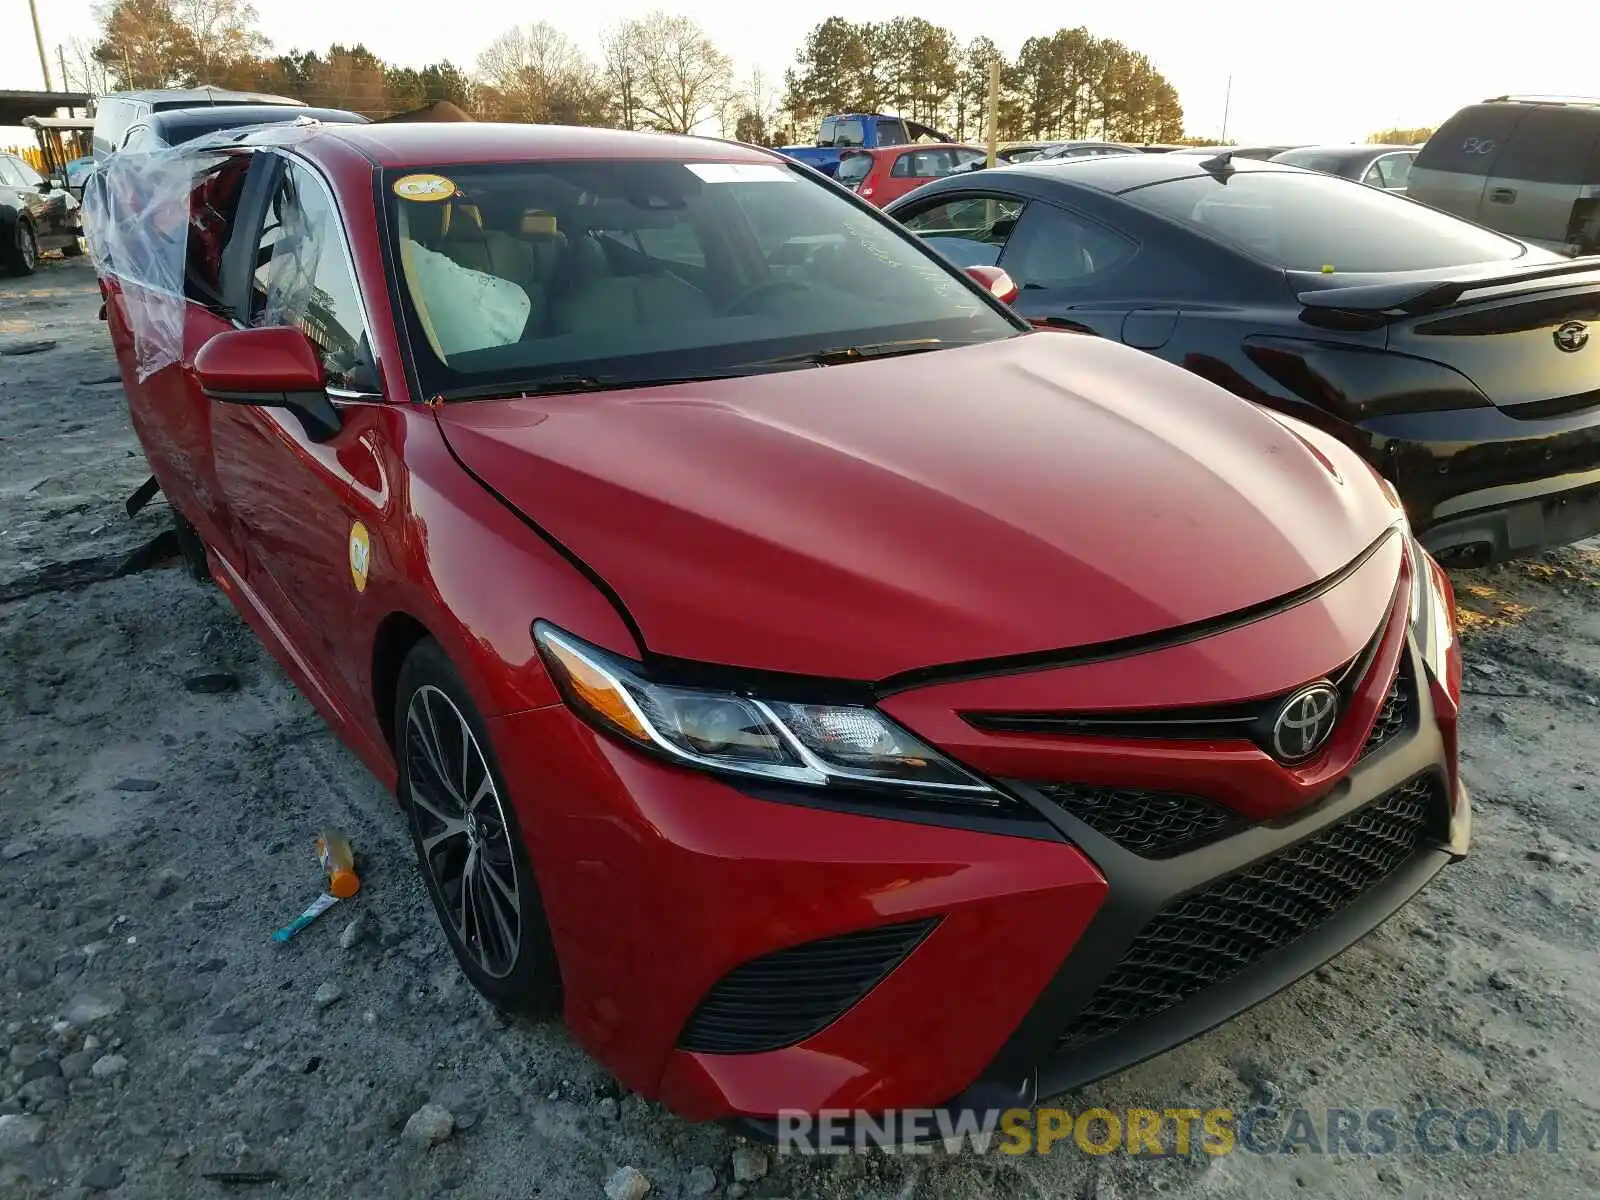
[2,256,1598,1199]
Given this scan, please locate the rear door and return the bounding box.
[1481,106,1600,247]
[107,152,255,564]
[1409,104,1525,224]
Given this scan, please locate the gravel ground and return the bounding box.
[2,257,1598,1199]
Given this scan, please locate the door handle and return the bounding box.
[1489,187,1517,204]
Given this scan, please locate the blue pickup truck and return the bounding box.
[776,113,958,177]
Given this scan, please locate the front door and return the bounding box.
[212,152,389,706]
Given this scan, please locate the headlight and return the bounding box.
[1405,533,1454,684]
[534,624,1003,806]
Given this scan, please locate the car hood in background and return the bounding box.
[436,334,1398,681]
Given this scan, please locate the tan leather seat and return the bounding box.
[553,235,712,334]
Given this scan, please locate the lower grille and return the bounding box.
[1358,665,1412,760]
[677,918,938,1054]
[1053,776,1440,1052]
[1032,785,1247,858]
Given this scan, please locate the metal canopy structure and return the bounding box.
[0,89,93,127]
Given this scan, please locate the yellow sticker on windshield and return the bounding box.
[392,173,457,202]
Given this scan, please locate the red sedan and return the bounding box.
[836,143,989,206]
[86,121,1470,1129]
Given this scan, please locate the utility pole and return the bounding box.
[986,57,1000,167]
[28,0,55,90]
[59,45,73,113]
[1220,73,1233,144]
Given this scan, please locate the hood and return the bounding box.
[435,334,1398,681]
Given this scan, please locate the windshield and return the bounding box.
[383,158,1020,397]
[1123,170,1529,272]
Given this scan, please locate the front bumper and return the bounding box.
[1362,403,1600,561]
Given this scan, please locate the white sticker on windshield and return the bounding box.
[685,163,794,183]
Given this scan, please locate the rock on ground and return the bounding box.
[401,1104,454,1146]
[604,1165,651,1200]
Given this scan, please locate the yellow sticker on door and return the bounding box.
[349,522,372,592]
[392,173,457,202]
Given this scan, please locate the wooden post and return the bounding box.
[986,58,1001,167]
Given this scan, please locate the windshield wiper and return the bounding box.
[746,338,956,368]
[434,366,813,403]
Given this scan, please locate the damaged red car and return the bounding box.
[87,121,1470,1129]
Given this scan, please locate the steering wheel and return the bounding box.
[721,278,810,316]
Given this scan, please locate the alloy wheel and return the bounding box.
[18,223,37,271]
[404,684,523,978]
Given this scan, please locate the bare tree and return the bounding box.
[476,23,612,126]
[62,36,115,95]
[624,12,733,135]
[717,69,779,143]
[601,23,645,131]
[172,0,267,83]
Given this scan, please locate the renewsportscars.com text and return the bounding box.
[775,1106,1561,1157]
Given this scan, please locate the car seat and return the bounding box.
[553,233,712,334]
[437,200,543,304]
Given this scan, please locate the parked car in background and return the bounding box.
[1132,144,1187,154]
[1036,141,1141,161]
[1,150,81,275]
[775,112,955,178]
[1406,96,1600,256]
[887,154,1600,565]
[91,87,307,161]
[996,143,1058,163]
[836,143,988,205]
[997,141,1139,164]
[1169,144,1303,161]
[116,104,369,153]
[87,120,1469,1127]
[1271,145,1418,192]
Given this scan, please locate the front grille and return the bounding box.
[677,918,938,1055]
[1053,776,1440,1052]
[1032,784,1247,858]
[1358,665,1412,760]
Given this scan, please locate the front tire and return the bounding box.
[395,638,561,1015]
[3,219,38,276]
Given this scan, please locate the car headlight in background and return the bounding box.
[534,623,1003,806]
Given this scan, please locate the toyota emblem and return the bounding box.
[1554,321,1589,353]
[1270,683,1340,763]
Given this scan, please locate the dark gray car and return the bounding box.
[1,151,81,275]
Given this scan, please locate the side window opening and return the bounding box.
[900,196,1026,268]
[185,153,252,312]
[252,161,377,391]
[876,120,907,147]
[999,203,1137,289]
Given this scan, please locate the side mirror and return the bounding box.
[194,326,342,442]
[38,178,57,193]
[964,264,1020,305]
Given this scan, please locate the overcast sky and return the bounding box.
[4,0,1598,144]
